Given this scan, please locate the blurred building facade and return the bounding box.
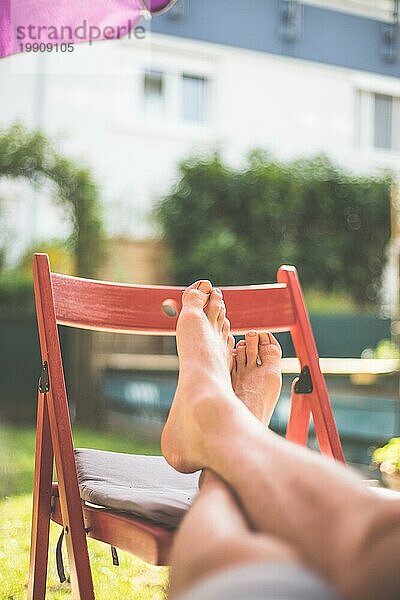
[0,0,399,265]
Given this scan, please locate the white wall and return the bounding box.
[1,32,400,263]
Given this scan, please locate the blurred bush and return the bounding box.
[0,124,105,279]
[18,239,74,278]
[156,152,392,308]
[372,437,400,472]
[0,271,33,312]
[0,240,74,311]
[372,339,400,359]
[0,126,106,424]
[303,289,357,314]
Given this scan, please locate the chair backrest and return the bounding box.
[50,271,296,335]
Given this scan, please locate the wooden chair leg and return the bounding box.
[63,524,96,600]
[309,381,345,461]
[286,381,311,446]
[45,400,95,600]
[278,266,345,462]
[28,391,54,600]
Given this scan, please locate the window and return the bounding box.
[374,94,393,150]
[356,90,400,152]
[143,70,165,118]
[181,74,208,123]
[140,68,211,128]
[373,93,400,151]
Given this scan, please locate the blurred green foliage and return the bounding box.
[303,289,357,314]
[18,239,75,278]
[156,152,392,307]
[372,437,400,471]
[372,339,400,359]
[0,124,105,280]
[0,125,108,423]
[0,240,76,311]
[0,271,34,311]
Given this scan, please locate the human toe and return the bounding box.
[236,340,246,368]
[222,317,231,340]
[245,330,259,365]
[227,333,235,354]
[205,288,223,322]
[217,302,226,330]
[182,280,212,308]
[259,332,282,363]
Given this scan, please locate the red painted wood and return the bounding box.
[32,254,95,600]
[51,492,174,566]
[278,266,345,462]
[27,391,53,600]
[286,384,311,446]
[30,253,345,598]
[51,271,295,335]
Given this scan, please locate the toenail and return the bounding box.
[248,331,257,337]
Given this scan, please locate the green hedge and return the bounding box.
[156,152,392,307]
[0,124,105,278]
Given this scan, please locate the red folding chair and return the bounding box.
[28,252,345,599]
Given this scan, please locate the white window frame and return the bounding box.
[133,45,216,139]
[180,72,211,125]
[356,88,400,155]
[141,68,169,121]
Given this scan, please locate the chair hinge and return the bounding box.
[56,526,91,584]
[294,366,313,394]
[111,546,119,566]
[38,361,49,394]
[56,528,67,583]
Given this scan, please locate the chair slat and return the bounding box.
[51,274,296,335]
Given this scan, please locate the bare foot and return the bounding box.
[231,331,282,425]
[161,281,241,473]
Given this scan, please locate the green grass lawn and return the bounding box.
[0,425,169,599]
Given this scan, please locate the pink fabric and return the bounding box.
[0,0,144,58]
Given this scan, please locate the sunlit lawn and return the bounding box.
[0,425,169,599]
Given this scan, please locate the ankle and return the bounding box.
[190,389,240,433]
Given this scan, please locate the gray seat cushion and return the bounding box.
[75,448,199,529]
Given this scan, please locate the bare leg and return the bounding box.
[162,283,400,600]
[169,470,299,598]
[170,328,289,597]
